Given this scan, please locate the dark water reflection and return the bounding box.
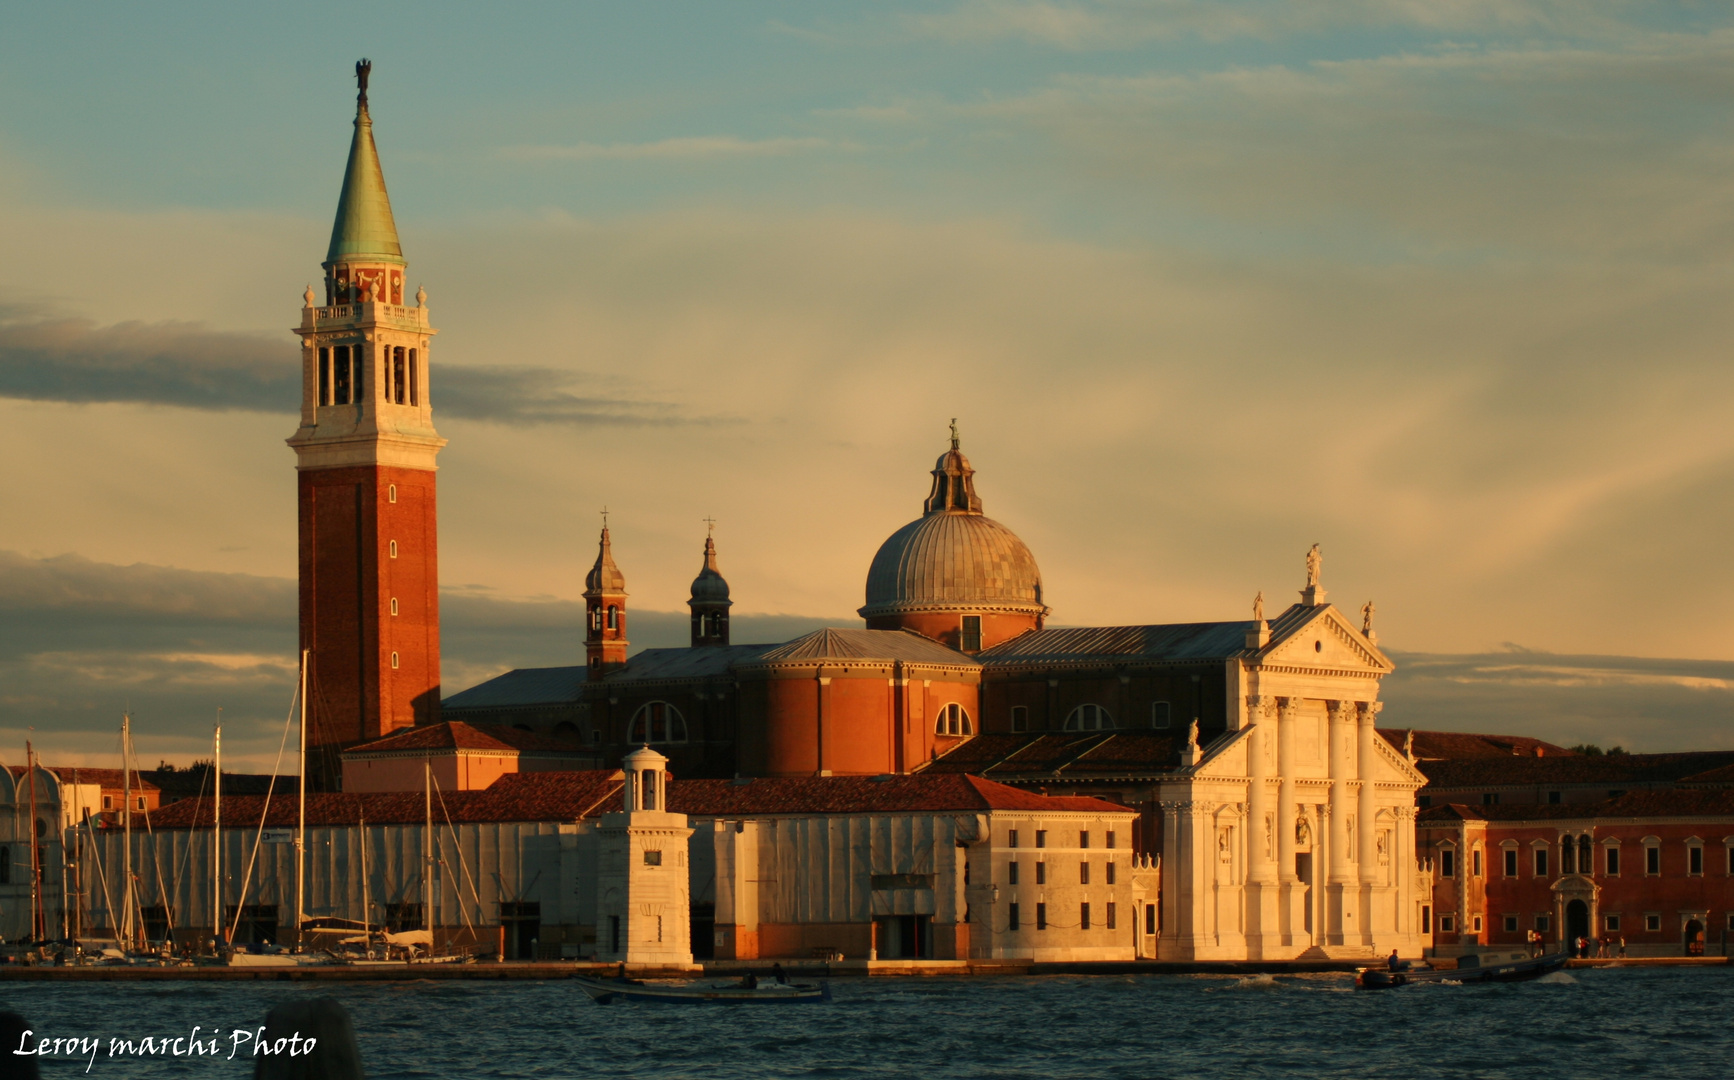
[9,968,1731,1078]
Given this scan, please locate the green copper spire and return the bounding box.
[326,59,404,266]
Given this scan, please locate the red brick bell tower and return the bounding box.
[289,60,446,765]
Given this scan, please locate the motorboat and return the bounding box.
[576,974,830,1004]
[1357,949,1570,989]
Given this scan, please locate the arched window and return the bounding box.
[1064,704,1114,731]
[607,605,619,631]
[627,701,687,744]
[934,703,973,737]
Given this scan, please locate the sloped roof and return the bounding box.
[144,769,625,829]
[1416,750,1734,790]
[979,622,1252,666]
[921,732,1183,778]
[1681,762,1734,787]
[1378,728,1575,761]
[9,766,158,792]
[1419,788,1734,824]
[748,628,976,667]
[443,666,589,710]
[667,773,1127,816]
[344,721,593,757]
[607,644,780,682]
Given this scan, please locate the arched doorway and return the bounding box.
[1565,899,1590,952]
[1684,920,1705,957]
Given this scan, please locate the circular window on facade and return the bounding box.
[1064,704,1115,731]
[628,701,688,744]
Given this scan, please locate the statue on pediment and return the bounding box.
[1305,544,1322,589]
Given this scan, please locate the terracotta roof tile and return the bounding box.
[922,732,1182,777]
[1377,729,1575,761]
[1418,789,1734,823]
[668,773,1127,816]
[343,721,593,756]
[9,766,158,791]
[1416,750,1734,790]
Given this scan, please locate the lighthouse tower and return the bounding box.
[289,61,446,764]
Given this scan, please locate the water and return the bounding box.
[8,968,1730,1078]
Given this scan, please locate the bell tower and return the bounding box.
[585,520,629,679]
[687,524,731,647]
[289,60,446,760]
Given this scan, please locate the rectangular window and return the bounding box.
[1421,905,1431,934]
[318,347,331,405]
[1036,861,1046,885]
[1534,848,1549,877]
[1105,861,1116,885]
[1011,706,1028,733]
[1080,862,1090,885]
[1607,846,1620,876]
[1008,902,1020,931]
[1503,915,1518,933]
[1035,830,1047,849]
[333,345,352,404]
[1439,914,1456,933]
[408,349,418,406]
[643,850,662,866]
[1689,846,1703,876]
[1417,795,1432,808]
[1646,846,1660,876]
[103,795,112,810]
[1008,861,1019,885]
[1440,849,1455,878]
[1152,701,1172,729]
[1080,903,1091,930]
[1645,913,1661,932]
[961,615,982,652]
[1106,831,1116,850]
[1605,914,1621,932]
[1728,847,1734,875]
[1536,915,1550,933]
[1080,831,1090,849]
[1548,791,1561,805]
[1036,903,1047,930]
[1504,849,1518,877]
[1482,793,1500,806]
[1106,902,1116,930]
[1145,903,1157,935]
[1473,849,1483,877]
[1008,829,1019,848]
[137,797,146,810]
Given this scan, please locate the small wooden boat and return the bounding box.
[1357,949,1569,989]
[576,975,830,1005]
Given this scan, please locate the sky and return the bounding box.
[3,2,1733,768]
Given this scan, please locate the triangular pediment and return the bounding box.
[1257,605,1393,674]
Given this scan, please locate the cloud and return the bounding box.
[0,312,702,426]
[906,0,1642,49]
[1382,649,1734,753]
[504,136,852,162]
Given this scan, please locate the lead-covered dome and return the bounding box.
[859,430,1046,620]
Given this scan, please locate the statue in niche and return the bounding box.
[1218,828,1232,862]
[1377,831,1391,864]
[1264,813,1275,859]
[1295,816,1311,846]
[1252,591,1264,621]
[1305,544,1322,589]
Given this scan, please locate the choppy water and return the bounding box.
[8,967,1731,1078]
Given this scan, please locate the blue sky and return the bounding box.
[4,2,1734,764]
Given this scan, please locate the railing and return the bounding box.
[305,303,428,325]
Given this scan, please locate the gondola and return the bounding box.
[575,974,831,1004]
[1356,949,1570,989]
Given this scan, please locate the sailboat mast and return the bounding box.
[121,713,133,949]
[360,810,371,958]
[424,760,434,956]
[26,742,41,942]
[296,649,308,949]
[213,721,222,944]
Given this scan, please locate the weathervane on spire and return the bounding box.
[949,417,959,450]
[355,59,372,108]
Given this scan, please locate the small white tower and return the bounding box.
[595,747,695,968]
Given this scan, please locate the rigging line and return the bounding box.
[228,678,299,945]
[82,811,119,945]
[167,765,211,927]
[429,773,481,939]
[125,732,178,944]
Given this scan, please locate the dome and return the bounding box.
[860,512,1044,617]
[859,427,1046,620]
[689,536,731,606]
